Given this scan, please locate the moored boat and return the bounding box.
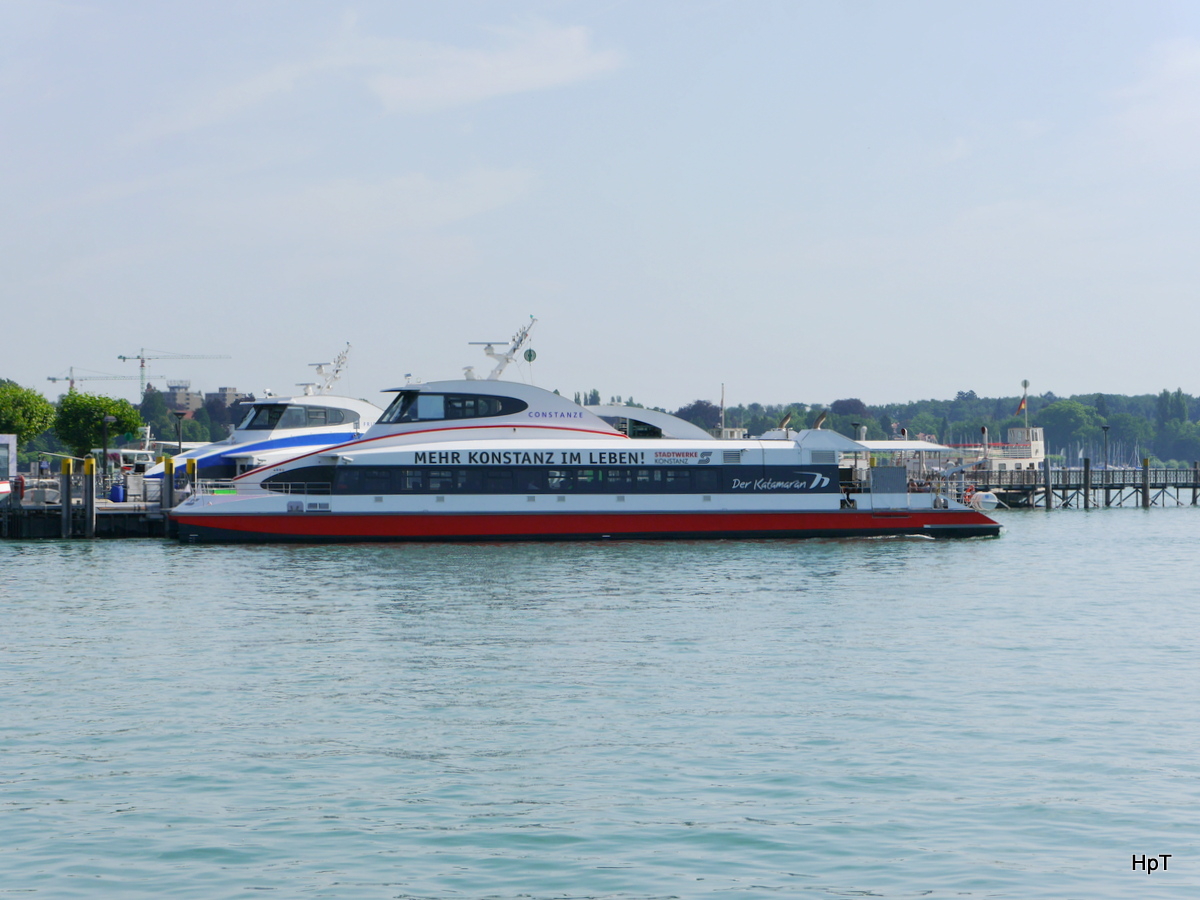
[146,346,382,480]
[170,324,1001,543]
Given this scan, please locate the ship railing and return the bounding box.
[193,479,332,496]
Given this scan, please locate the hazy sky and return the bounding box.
[4,1,1200,412]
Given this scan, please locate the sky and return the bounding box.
[4,1,1200,413]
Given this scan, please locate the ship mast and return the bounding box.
[465,317,537,380]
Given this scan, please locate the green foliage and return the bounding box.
[139,386,174,443]
[905,411,942,439]
[0,383,56,446]
[674,399,721,430]
[1034,400,1104,453]
[646,387,1198,462]
[53,391,143,458]
[1157,419,1200,463]
[1106,412,1154,449]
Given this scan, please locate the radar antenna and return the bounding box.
[298,343,352,396]
[465,316,537,380]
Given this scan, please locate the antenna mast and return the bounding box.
[298,343,352,396]
[466,316,537,380]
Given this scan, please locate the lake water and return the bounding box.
[3,509,1198,898]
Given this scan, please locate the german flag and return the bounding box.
[1014,396,1027,415]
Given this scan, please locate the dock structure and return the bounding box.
[958,460,1200,509]
[1,459,176,539]
[5,453,1200,541]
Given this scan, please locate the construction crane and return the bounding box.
[117,348,231,396]
[48,367,142,392]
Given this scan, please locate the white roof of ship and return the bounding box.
[585,404,715,440]
[859,440,953,452]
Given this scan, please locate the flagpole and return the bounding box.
[1021,379,1030,431]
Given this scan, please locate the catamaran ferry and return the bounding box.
[170,323,1001,543]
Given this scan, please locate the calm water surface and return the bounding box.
[3,509,1199,898]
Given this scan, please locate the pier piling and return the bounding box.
[59,459,72,539]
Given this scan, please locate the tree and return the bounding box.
[54,391,143,458]
[1171,389,1188,424]
[1034,400,1103,453]
[905,411,942,439]
[830,398,868,417]
[673,399,720,430]
[0,383,56,446]
[955,390,977,402]
[1157,419,1200,463]
[1106,412,1155,459]
[139,386,176,444]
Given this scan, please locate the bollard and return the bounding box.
[162,457,175,512]
[60,457,74,538]
[83,457,96,538]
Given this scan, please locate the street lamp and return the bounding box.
[171,410,186,455]
[1102,425,1110,471]
[101,415,117,478]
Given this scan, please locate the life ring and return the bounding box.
[963,484,976,500]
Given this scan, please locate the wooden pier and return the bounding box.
[1,459,180,539]
[959,460,1200,509]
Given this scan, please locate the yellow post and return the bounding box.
[84,457,95,475]
[62,457,74,475]
[162,457,175,511]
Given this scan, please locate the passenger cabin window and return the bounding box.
[240,404,352,431]
[379,391,528,424]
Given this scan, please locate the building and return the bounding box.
[204,386,250,408]
[164,381,204,412]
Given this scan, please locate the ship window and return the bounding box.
[379,391,529,424]
[263,465,335,493]
[694,469,719,492]
[417,394,445,420]
[665,469,692,491]
[575,469,601,492]
[399,469,424,492]
[362,467,392,493]
[379,391,419,424]
[455,469,483,492]
[241,405,287,430]
[605,469,633,491]
[428,469,454,492]
[519,469,546,492]
[276,406,307,430]
[307,407,327,427]
[547,469,572,491]
[486,470,513,492]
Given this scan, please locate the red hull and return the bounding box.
[172,509,1000,543]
